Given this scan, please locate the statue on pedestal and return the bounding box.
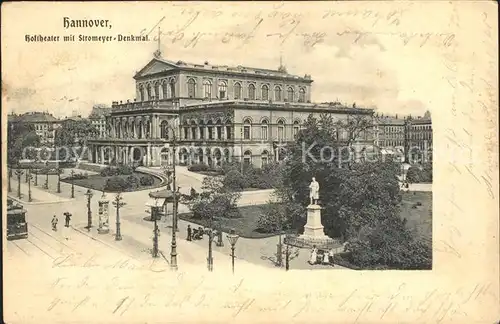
[309,177,319,205]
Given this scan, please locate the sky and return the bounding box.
[1,2,467,118]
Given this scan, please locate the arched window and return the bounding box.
[203,80,212,99]
[243,150,252,166]
[207,120,214,140]
[287,87,294,102]
[215,118,223,140]
[298,88,306,102]
[147,84,152,101]
[248,84,256,100]
[160,121,169,139]
[234,82,242,99]
[154,82,160,100]
[262,85,269,101]
[169,79,176,98]
[293,120,300,138]
[261,150,269,166]
[261,119,268,141]
[191,120,198,140]
[277,119,285,141]
[243,118,251,140]
[187,78,196,98]
[139,85,145,101]
[274,86,282,101]
[218,81,227,99]
[163,81,169,99]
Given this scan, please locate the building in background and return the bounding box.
[7,111,61,145]
[87,52,374,168]
[406,111,432,163]
[373,114,405,161]
[88,104,111,138]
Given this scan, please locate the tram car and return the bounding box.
[7,199,28,240]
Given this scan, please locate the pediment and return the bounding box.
[134,58,178,79]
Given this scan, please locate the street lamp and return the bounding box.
[113,192,126,241]
[14,169,23,199]
[240,128,244,174]
[70,169,75,198]
[151,206,160,258]
[164,122,179,271]
[27,169,33,202]
[8,167,12,192]
[57,166,61,193]
[84,189,93,230]
[226,228,240,274]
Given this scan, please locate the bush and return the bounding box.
[139,175,155,186]
[104,176,129,192]
[406,165,432,183]
[223,170,247,191]
[126,175,140,190]
[256,204,282,233]
[188,163,209,172]
[100,165,135,177]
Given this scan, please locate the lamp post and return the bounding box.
[8,167,12,192]
[15,169,23,198]
[33,169,38,186]
[25,169,29,183]
[276,207,283,267]
[44,169,49,190]
[70,169,75,198]
[27,169,33,202]
[240,128,244,174]
[152,206,160,258]
[226,229,239,274]
[57,166,61,193]
[164,122,179,271]
[84,189,93,230]
[170,132,178,271]
[113,192,126,241]
[206,216,216,272]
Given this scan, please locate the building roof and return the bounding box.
[134,57,313,82]
[375,115,405,126]
[9,112,59,123]
[410,116,432,125]
[88,105,111,119]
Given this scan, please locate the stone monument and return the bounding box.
[98,191,110,234]
[296,177,336,247]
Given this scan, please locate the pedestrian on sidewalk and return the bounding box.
[187,225,192,241]
[64,212,72,227]
[51,215,58,231]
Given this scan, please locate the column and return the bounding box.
[146,145,151,166]
[100,147,105,165]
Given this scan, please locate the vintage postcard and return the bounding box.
[2,1,498,323]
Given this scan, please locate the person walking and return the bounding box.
[51,215,58,231]
[187,225,192,241]
[64,212,71,227]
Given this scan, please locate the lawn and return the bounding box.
[180,191,432,241]
[60,171,163,192]
[399,191,432,242]
[179,204,278,239]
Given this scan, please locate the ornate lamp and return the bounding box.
[226,228,240,274]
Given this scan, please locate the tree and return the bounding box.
[187,176,241,220]
[54,119,98,160]
[7,121,41,165]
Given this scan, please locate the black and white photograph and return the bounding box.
[2,2,498,324]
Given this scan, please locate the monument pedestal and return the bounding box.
[297,204,336,248]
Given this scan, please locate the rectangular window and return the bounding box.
[184,127,188,139]
[208,127,213,140]
[278,127,284,141]
[199,127,204,139]
[217,126,222,140]
[191,127,196,139]
[226,126,232,139]
[243,126,250,140]
[293,126,299,137]
[261,126,268,140]
[262,157,268,166]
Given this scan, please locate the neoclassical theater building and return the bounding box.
[87,52,374,168]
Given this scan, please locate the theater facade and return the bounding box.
[87,54,374,168]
